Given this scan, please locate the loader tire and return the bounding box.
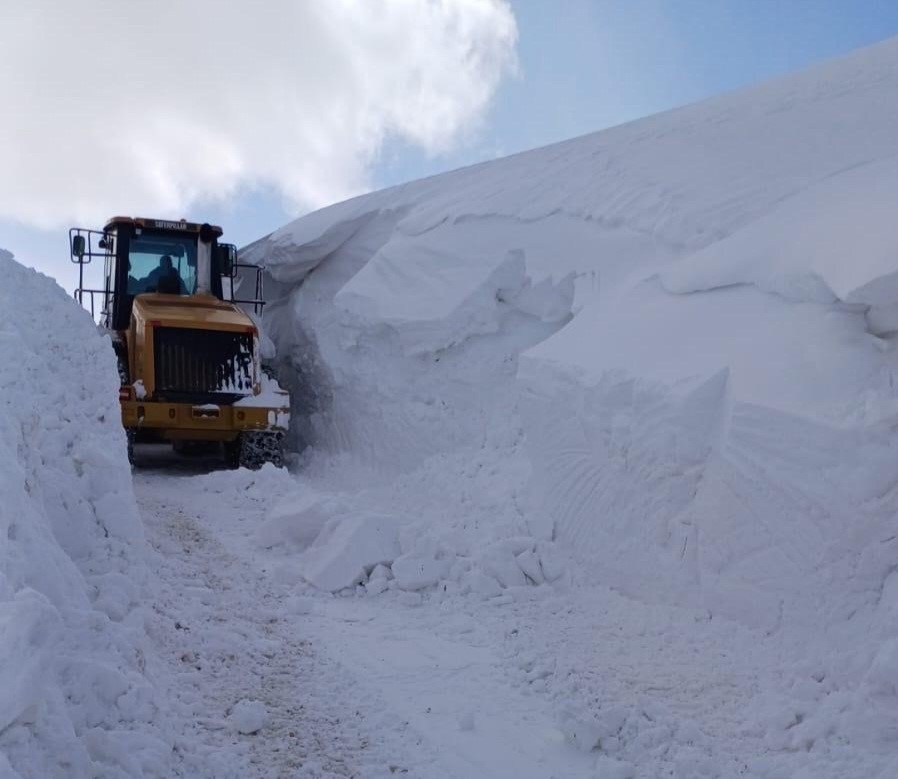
[225,431,284,470]
[173,440,218,456]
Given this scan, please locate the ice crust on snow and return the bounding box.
[0,250,171,776]
[244,37,898,777]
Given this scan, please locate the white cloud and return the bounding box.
[0,0,517,229]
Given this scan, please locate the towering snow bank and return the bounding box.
[241,39,898,772]
[0,250,169,777]
[248,34,898,665]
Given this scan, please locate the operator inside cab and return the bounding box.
[126,231,198,296]
[138,255,186,294]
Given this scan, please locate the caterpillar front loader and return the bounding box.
[70,217,289,468]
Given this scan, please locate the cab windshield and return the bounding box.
[128,230,198,295]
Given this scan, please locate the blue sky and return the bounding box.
[376,0,898,191]
[4,0,898,289]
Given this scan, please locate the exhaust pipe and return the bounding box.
[197,223,215,294]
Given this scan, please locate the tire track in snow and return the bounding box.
[136,471,412,778]
[132,458,599,778]
[306,598,596,779]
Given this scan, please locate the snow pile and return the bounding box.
[0,250,170,776]
[256,446,571,601]
[245,37,898,775]
[228,699,268,736]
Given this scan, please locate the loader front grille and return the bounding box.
[153,327,253,402]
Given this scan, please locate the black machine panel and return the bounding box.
[153,327,253,402]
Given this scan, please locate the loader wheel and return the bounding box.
[172,440,218,457]
[223,437,241,469]
[224,431,284,470]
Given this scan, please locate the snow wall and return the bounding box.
[0,250,170,777]
[245,35,898,744]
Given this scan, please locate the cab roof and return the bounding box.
[104,216,223,237]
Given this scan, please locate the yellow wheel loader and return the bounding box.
[70,216,289,468]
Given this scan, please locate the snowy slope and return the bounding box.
[243,37,898,777]
[0,250,171,777]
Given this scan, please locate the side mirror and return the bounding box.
[72,234,86,259]
[216,244,237,277]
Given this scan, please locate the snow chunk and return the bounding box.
[461,570,503,600]
[229,699,268,735]
[515,549,544,584]
[298,513,402,592]
[391,554,452,591]
[257,491,350,552]
[478,544,528,588]
[535,542,566,584]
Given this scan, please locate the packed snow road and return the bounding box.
[137,452,409,778]
[134,448,597,778]
[131,447,877,779]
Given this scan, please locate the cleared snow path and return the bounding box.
[309,599,595,779]
[131,451,875,778]
[136,458,414,778]
[307,575,854,779]
[132,449,896,778]
[133,454,596,778]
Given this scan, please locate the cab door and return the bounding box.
[111,225,134,332]
[101,228,117,329]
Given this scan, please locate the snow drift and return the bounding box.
[0,250,169,777]
[245,37,898,775]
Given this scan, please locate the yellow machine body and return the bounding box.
[122,293,288,442]
[70,215,289,465]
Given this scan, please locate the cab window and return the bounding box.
[128,230,198,295]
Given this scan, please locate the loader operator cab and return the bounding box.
[68,217,253,331]
[110,219,226,331]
